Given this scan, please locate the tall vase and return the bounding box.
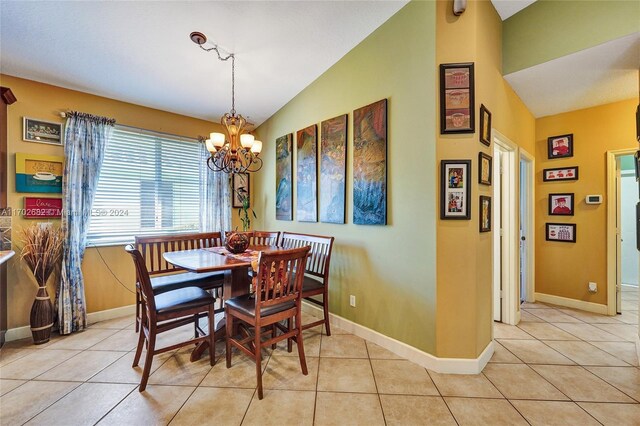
[30,285,54,344]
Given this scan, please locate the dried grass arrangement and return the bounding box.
[20,223,64,344]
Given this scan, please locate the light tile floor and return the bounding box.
[0,288,638,426]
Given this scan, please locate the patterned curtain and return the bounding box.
[199,142,232,232]
[58,112,115,334]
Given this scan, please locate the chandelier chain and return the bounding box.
[199,44,236,116]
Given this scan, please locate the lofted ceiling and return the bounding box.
[491,0,537,21]
[0,1,407,126]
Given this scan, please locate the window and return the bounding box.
[87,126,203,246]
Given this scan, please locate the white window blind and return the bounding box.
[87,126,202,246]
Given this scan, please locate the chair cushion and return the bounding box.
[225,294,295,318]
[151,271,224,294]
[302,276,325,294]
[155,286,214,315]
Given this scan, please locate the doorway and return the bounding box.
[519,149,535,304]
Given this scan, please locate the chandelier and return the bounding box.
[190,31,263,174]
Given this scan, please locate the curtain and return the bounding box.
[199,142,232,232]
[58,112,115,334]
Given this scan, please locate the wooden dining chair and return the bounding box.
[280,232,335,336]
[225,246,310,400]
[125,245,216,392]
[224,231,280,246]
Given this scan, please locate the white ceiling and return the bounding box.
[491,0,537,20]
[504,33,640,118]
[0,1,407,126]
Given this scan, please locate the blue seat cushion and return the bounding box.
[155,286,214,315]
[225,294,295,318]
[151,271,224,295]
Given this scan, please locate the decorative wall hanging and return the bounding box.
[15,153,64,193]
[232,173,249,209]
[547,134,573,159]
[441,159,471,220]
[479,195,491,232]
[24,197,63,219]
[478,152,492,185]
[548,193,574,216]
[440,63,475,134]
[479,104,491,146]
[543,166,579,182]
[23,117,63,146]
[296,125,318,222]
[320,114,347,224]
[275,134,293,221]
[353,99,387,225]
[546,223,576,243]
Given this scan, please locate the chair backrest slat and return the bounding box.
[280,232,334,282]
[225,231,280,246]
[255,246,310,312]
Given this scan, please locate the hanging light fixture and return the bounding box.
[190,31,263,174]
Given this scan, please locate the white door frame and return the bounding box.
[606,148,637,315]
[519,148,535,303]
[493,130,519,325]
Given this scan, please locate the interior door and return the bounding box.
[615,161,622,314]
[493,149,503,322]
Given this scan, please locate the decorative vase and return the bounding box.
[225,232,250,254]
[30,285,54,344]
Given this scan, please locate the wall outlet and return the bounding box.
[588,282,597,293]
[349,295,356,307]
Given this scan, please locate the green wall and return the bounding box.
[503,0,640,75]
[254,1,437,353]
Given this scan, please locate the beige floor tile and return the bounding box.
[35,350,125,382]
[531,365,635,403]
[2,334,63,350]
[482,363,568,400]
[510,400,601,426]
[0,349,80,379]
[488,342,523,363]
[428,370,502,398]
[89,350,174,384]
[261,355,318,390]
[148,349,214,386]
[200,347,267,389]
[380,395,457,425]
[272,330,321,358]
[497,339,574,365]
[372,359,439,395]
[320,334,369,358]
[519,310,545,322]
[593,324,639,342]
[493,322,534,339]
[614,310,638,325]
[621,299,638,311]
[578,402,640,426]
[445,397,528,425]
[517,322,579,340]
[366,341,404,359]
[315,392,385,426]
[98,384,195,425]
[46,328,119,350]
[0,379,26,396]
[558,308,623,324]
[170,387,254,425]
[527,309,583,323]
[589,341,640,366]
[89,328,138,351]
[585,367,640,402]
[0,347,38,367]
[89,315,135,330]
[521,302,550,309]
[317,358,377,393]
[0,380,79,425]
[544,341,630,367]
[242,389,315,425]
[552,322,627,341]
[26,382,135,426]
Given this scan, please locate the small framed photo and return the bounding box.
[543,166,579,182]
[232,173,250,208]
[548,193,574,216]
[23,117,64,146]
[479,195,491,232]
[441,160,471,219]
[547,134,573,159]
[440,63,475,134]
[546,223,576,243]
[479,104,491,146]
[478,152,492,185]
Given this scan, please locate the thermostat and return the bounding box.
[585,195,602,204]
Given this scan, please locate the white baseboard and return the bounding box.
[302,302,494,374]
[5,304,136,342]
[534,292,608,315]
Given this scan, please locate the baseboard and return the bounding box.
[302,302,494,374]
[534,292,608,315]
[5,304,135,342]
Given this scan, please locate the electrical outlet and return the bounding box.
[588,282,597,293]
[349,295,356,307]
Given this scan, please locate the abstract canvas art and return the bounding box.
[353,99,387,225]
[296,125,318,222]
[275,134,293,220]
[320,114,347,224]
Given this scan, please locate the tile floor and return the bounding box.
[0,287,638,425]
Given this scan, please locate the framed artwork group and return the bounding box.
[543,132,577,243]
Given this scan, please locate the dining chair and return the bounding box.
[125,245,216,392]
[225,246,310,400]
[280,232,335,336]
[224,231,280,246]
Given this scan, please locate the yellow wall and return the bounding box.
[535,99,637,305]
[1,74,225,329]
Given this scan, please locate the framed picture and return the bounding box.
[23,117,64,146]
[440,63,475,134]
[232,173,249,208]
[548,193,574,216]
[440,160,471,220]
[547,134,573,159]
[546,223,576,243]
[15,153,64,193]
[478,152,492,185]
[543,166,579,182]
[320,114,347,224]
[479,195,491,232]
[479,104,491,146]
[275,133,293,221]
[24,197,63,219]
[296,124,318,222]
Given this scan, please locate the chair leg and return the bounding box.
[295,311,308,375]
[139,332,155,392]
[135,290,141,333]
[323,293,331,336]
[271,324,277,350]
[255,328,263,400]
[225,306,232,369]
[287,318,293,353]
[208,305,216,366]
[193,313,199,338]
[132,322,145,367]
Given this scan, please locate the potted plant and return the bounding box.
[20,223,64,344]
